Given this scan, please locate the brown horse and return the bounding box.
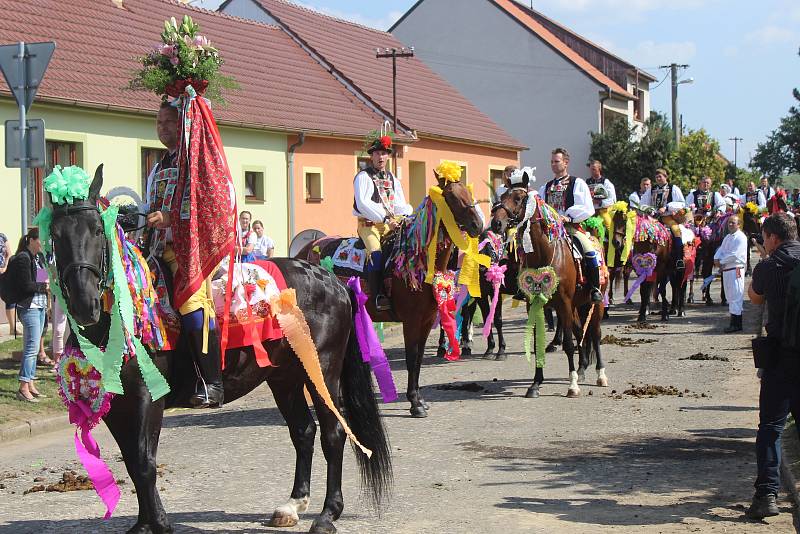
[605,207,635,306]
[494,187,608,398]
[298,176,483,418]
[630,214,678,323]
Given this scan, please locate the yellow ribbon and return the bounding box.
[607,208,636,268]
[425,186,490,293]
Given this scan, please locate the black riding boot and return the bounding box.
[188,328,224,408]
[724,314,743,333]
[672,236,684,269]
[367,252,391,312]
[585,261,603,303]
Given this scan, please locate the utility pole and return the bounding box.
[376,47,414,133]
[729,137,743,170]
[659,63,691,145]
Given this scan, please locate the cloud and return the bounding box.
[745,25,798,46]
[598,39,697,68]
[529,0,711,14]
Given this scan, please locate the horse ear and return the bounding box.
[521,171,530,189]
[89,164,104,200]
[433,169,445,188]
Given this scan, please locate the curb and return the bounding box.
[781,423,800,527]
[0,414,70,444]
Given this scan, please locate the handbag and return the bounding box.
[751,336,780,369]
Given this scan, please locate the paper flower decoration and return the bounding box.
[44,165,91,205]
[320,256,335,273]
[435,160,462,183]
[379,136,392,150]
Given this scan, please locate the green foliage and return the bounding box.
[752,49,800,179]
[726,163,761,190]
[128,15,238,105]
[636,112,676,184]
[665,128,727,192]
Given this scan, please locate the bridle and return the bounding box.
[50,202,109,301]
[492,186,530,228]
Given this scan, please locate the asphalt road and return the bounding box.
[0,285,796,533]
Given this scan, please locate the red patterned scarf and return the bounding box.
[170,89,236,312]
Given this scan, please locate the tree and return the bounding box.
[636,112,675,184]
[752,48,800,178]
[588,118,638,192]
[666,128,727,192]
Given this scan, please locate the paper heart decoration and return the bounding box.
[57,345,114,429]
[631,253,657,277]
[432,271,456,306]
[518,266,559,301]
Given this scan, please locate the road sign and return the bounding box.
[5,119,45,168]
[0,42,55,110]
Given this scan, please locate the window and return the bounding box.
[633,89,645,122]
[141,147,167,196]
[244,170,265,202]
[357,157,371,172]
[460,165,468,184]
[490,167,504,193]
[305,169,323,202]
[30,140,82,225]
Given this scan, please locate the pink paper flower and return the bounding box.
[170,56,180,66]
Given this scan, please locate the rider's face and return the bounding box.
[655,173,668,185]
[371,150,390,171]
[156,106,179,152]
[590,163,602,178]
[640,179,651,191]
[551,153,568,176]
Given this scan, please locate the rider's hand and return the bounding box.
[657,207,666,215]
[387,218,399,230]
[146,210,171,229]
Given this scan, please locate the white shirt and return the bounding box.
[713,230,748,269]
[640,184,685,210]
[686,190,725,213]
[739,190,767,209]
[629,190,648,206]
[538,176,594,223]
[586,177,617,209]
[254,234,274,257]
[352,169,413,223]
[760,186,776,200]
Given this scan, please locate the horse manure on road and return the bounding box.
[435,382,485,392]
[24,471,103,494]
[680,352,730,362]
[623,384,681,397]
[600,335,656,347]
[625,322,659,330]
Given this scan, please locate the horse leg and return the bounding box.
[746,244,752,277]
[404,326,428,418]
[660,277,670,321]
[545,306,555,332]
[267,377,316,529]
[460,298,475,357]
[104,384,171,534]
[623,265,633,304]
[637,281,651,323]
[479,296,496,359]
[436,328,446,359]
[561,304,580,398]
[546,316,562,353]
[307,387,347,534]
[591,310,608,387]
[494,298,507,361]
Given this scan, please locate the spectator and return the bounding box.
[50,296,68,364]
[7,228,49,402]
[493,165,518,201]
[252,220,275,259]
[746,212,800,519]
[238,210,256,263]
[714,215,747,332]
[0,233,16,335]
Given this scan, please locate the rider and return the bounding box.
[640,168,686,268]
[145,101,227,408]
[686,176,724,216]
[586,160,617,232]
[760,176,776,201]
[353,134,413,311]
[741,181,767,209]
[539,148,603,303]
[629,177,651,207]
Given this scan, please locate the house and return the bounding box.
[390,0,657,176]
[219,0,524,233]
[0,0,398,251]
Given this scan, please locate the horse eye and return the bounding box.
[95,227,104,236]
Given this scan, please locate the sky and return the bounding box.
[199,0,800,168]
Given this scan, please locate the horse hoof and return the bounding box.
[269,510,299,528]
[545,344,557,353]
[410,405,428,418]
[597,377,609,387]
[483,351,496,360]
[525,386,540,398]
[421,399,430,410]
[495,351,507,362]
[677,310,686,317]
[636,317,646,324]
[127,523,172,534]
[462,347,472,356]
[436,348,446,358]
[309,518,337,534]
[625,299,633,305]
[567,388,580,398]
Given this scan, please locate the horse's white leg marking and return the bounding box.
[269,496,311,527]
[567,370,580,398]
[596,367,608,387]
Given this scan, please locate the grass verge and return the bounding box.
[0,340,64,426]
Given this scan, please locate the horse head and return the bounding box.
[435,171,483,238]
[491,186,528,235]
[610,205,628,253]
[49,165,107,327]
[741,205,763,240]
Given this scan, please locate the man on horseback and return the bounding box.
[539,148,603,303]
[353,134,413,311]
[145,101,228,408]
[760,176,776,201]
[586,160,617,231]
[686,176,724,216]
[641,168,686,268]
[742,181,767,209]
[629,177,651,206]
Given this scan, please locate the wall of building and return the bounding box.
[219,0,278,24]
[0,99,289,254]
[392,0,604,175]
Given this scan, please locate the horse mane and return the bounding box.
[527,196,567,243]
[391,197,438,289]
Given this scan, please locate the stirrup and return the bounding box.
[675,259,685,269]
[374,294,392,312]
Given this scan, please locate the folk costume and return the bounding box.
[760,184,776,201]
[641,181,686,268]
[741,189,767,210]
[629,187,649,207]
[586,174,617,232]
[686,187,725,215]
[713,227,747,332]
[353,135,413,310]
[538,174,603,302]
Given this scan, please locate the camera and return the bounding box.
[753,234,764,246]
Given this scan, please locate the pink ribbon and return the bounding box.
[482,264,507,338]
[69,400,119,519]
[347,277,398,402]
[624,253,658,302]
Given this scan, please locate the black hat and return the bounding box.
[367,135,393,154]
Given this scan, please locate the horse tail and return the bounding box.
[340,325,393,509]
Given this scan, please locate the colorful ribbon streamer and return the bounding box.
[433,272,460,361]
[70,400,119,519]
[347,277,398,403]
[518,267,559,369]
[482,264,507,339]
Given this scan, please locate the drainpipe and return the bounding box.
[287,132,306,244]
[599,88,612,133]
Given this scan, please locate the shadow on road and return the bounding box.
[163,406,285,430]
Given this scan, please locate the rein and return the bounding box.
[50,203,110,300]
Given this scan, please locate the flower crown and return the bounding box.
[435,161,462,183]
[129,15,237,104]
[44,165,91,205]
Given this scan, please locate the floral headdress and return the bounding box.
[129,15,237,104]
[364,129,394,154]
[44,165,91,205]
[434,161,462,183]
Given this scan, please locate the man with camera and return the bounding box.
[747,212,800,519]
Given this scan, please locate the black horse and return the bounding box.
[48,166,391,534]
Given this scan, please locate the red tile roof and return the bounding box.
[490,0,634,99]
[250,0,525,150]
[0,0,394,138]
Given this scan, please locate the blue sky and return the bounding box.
[202,0,799,169]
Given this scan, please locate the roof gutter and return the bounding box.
[287,132,306,243]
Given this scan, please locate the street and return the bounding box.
[0,287,795,533]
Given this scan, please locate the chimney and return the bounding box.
[111,0,124,8]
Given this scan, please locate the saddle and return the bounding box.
[308,228,401,280]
